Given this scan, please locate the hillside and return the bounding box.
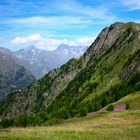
[0,51,35,101]
[0,22,140,126]
[0,92,140,139]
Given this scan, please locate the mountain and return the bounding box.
[0,50,35,101]
[0,22,140,126]
[0,47,32,73]
[0,44,87,100]
[16,44,87,79]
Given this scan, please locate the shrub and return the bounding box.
[32,116,44,126]
[56,108,70,119]
[93,102,101,111]
[79,107,88,117]
[38,112,48,120]
[15,114,29,127]
[87,103,93,112]
[46,118,62,126]
[126,103,130,110]
[107,104,114,111]
[0,119,14,128]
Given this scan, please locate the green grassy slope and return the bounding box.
[0,96,140,140]
[115,91,140,110]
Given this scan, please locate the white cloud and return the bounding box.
[121,0,140,10]
[8,16,84,25]
[4,15,112,28]
[36,38,68,51]
[67,37,96,46]
[11,34,42,45]
[11,34,96,51]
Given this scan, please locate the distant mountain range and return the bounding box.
[0,44,87,100]
[15,44,87,79]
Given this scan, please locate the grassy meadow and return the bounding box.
[0,92,140,140]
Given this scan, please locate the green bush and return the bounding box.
[15,114,29,127]
[38,112,48,120]
[79,107,88,117]
[87,103,93,112]
[32,116,44,126]
[126,103,130,110]
[56,108,70,119]
[46,118,62,126]
[0,119,14,128]
[93,102,101,111]
[107,104,114,111]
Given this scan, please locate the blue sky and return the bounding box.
[0,0,140,51]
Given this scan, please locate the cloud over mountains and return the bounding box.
[11,34,95,51]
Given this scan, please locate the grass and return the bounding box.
[0,110,140,140]
[0,92,140,140]
[116,91,140,109]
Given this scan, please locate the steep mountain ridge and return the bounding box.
[0,22,140,124]
[0,51,35,101]
[0,47,33,76]
[46,22,140,118]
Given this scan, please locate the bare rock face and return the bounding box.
[83,22,128,62]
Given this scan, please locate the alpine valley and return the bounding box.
[0,22,140,139]
[0,44,87,100]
